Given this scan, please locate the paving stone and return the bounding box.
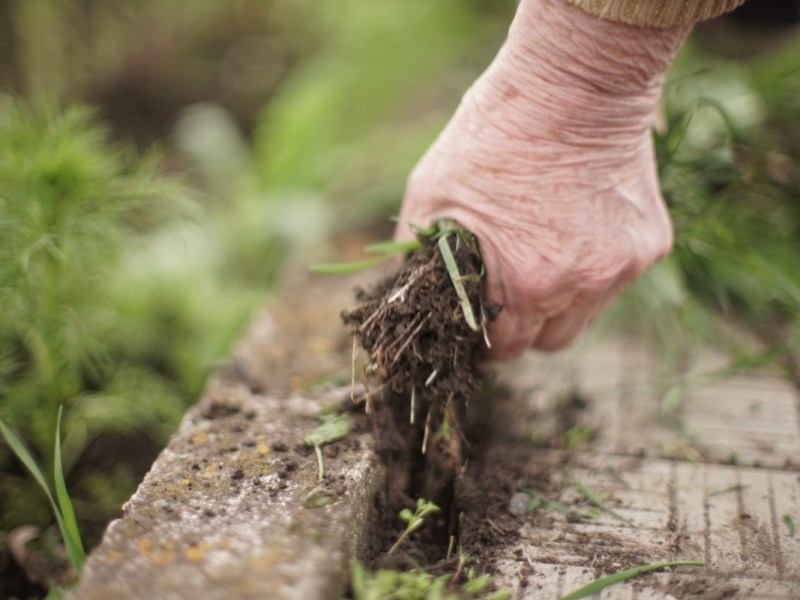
[491,334,800,599]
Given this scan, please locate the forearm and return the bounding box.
[462,0,690,165]
[566,0,746,28]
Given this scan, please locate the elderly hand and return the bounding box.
[395,0,691,359]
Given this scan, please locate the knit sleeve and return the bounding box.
[565,0,746,28]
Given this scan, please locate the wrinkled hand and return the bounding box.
[395,0,691,359]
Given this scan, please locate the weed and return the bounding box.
[563,424,596,452]
[0,406,84,574]
[388,498,440,556]
[570,477,631,524]
[304,413,352,482]
[349,553,510,600]
[522,489,595,521]
[560,560,704,600]
[783,514,796,537]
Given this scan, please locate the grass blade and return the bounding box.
[784,514,796,537]
[364,240,422,254]
[54,405,85,571]
[437,234,479,332]
[310,255,391,274]
[0,416,56,503]
[560,560,704,600]
[0,414,82,573]
[571,477,631,524]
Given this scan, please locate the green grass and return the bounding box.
[304,413,352,482]
[0,406,84,573]
[560,560,705,600]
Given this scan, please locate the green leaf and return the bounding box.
[364,240,422,255]
[784,514,796,537]
[304,414,351,448]
[309,256,392,274]
[0,416,57,505]
[304,413,351,482]
[571,477,630,524]
[560,561,704,600]
[438,234,479,332]
[54,405,85,571]
[0,414,83,573]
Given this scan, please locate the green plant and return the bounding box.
[349,559,510,600]
[388,498,440,556]
[304,413,352,482]
[522,489,595,520]
[559,560,705,600]
[0,406,84,574]
[570,477,630,524]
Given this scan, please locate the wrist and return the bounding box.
[473,0,690,138]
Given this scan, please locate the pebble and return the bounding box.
[508,492,529,516]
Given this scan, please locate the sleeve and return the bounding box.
[565,0,747,28]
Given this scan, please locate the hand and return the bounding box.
[395,0,691,359]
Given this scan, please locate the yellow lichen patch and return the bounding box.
[138,538,153,557]
[106,549,123,563]
[150,541,177,566]
[185,542,211,563]
[180,478,191,487]
[192,432,209,445]
[247,550,283,570]
[203,463,219,478]
[255,444,270,456]
[256,434,267,441]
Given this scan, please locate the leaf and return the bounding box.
[364,240,422,255]
[560,561,705,600]
[571,477,631,524]
[309,256,392,274]
[784,514,796,537]
[54,406,85,571]
[304,413,351,482]
[304,414,351,448]
[438,234,479,332]
[0,415,82,573]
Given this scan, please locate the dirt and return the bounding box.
[341,227,499,505]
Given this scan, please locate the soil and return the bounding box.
[341,228,499,506]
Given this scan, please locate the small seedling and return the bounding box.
[560,560,704,600]
[388,498,440,556]
[304,413,351,482]
[783,514,796,537]
[349,557,510,600]
[0,406,85,573]
[523,489,595,520]
[709,484,749,497]
[570,477,631,524]
[563,424,596,452]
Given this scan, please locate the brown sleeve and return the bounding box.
[565,0,746,28]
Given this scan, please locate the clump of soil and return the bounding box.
[341,226,499,504]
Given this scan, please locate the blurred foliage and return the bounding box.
[612,36,800,382]
[0,100,190,536]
